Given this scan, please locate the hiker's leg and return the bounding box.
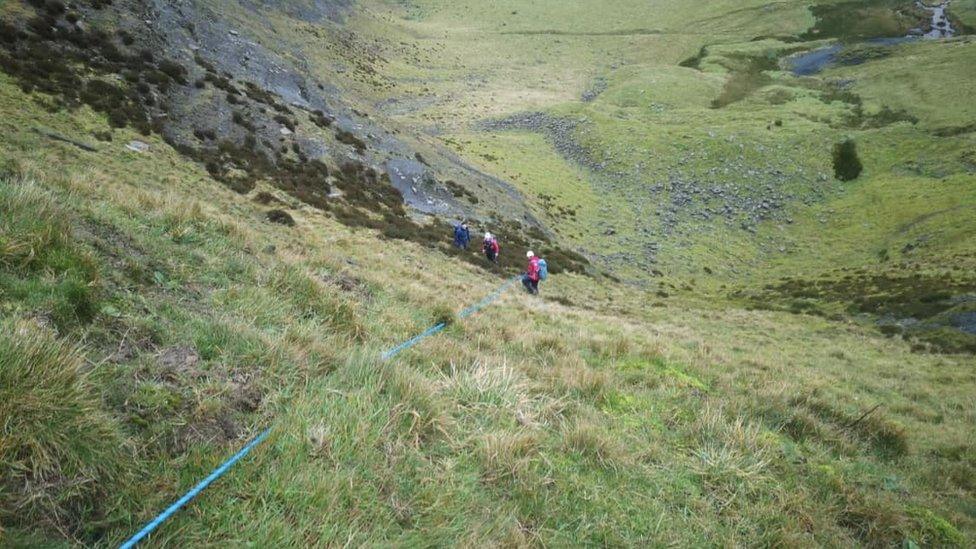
[522,276,533,292]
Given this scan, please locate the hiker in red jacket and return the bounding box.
[483,232,499,263]
[523,251,540,294]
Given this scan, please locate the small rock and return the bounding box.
[126,140,149,153]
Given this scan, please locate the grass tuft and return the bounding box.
[0,325,132,542]
[560,416,623,469]
[476,430,542,488]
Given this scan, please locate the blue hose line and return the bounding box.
[459,275,520,319]
[119,275,518,546]
[119,427,272,549]
[381,322,447,360]
[383,275,519,360]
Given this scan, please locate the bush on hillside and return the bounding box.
[266,208,295,227]
[833,139,863,181]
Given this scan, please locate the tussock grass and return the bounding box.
[688,406,774,507]
[381,365,452,445]
[439,361,527,411]
[546,362,611,403]
[475,430,542,488]
[559,414,626,470]
[267,264,364,339]
[0,180,66,268]
[0,325,133,543]
[1,143,972,544]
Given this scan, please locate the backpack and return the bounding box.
[537,258,548,281]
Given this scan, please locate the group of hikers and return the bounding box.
[453,221,547,294]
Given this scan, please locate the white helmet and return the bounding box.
[526,251,534,258]
[484,232,492,239]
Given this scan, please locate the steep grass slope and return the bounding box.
[1,67,974,546]
[1,0,975,546]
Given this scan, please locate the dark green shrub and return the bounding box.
[157,59,187,85]
[311,110,333,129]
[273,114,296,131]
[833,139,863,181]
[335,129,366,153]
[266,209,295,227]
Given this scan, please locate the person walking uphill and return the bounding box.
[483,232,500,263]
[523,251,541,294]
[453,221,471,250]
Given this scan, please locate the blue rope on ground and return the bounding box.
[382,275,520,360]
[119,275,518,547]
[380,322,448,361]
[119,427,271,549]
[459,275,520,319]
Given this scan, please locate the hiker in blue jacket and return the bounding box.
[453,221,471,250]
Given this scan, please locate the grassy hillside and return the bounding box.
[1,0,975,546]
[2,67,975,546]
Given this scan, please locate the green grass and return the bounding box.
[0,0,974,546]
[443,130,630,249]
[185,0,975,286]
[826,37,976,130]
[0,153,973,545]
[0,323,135,544]
[0,180,100,329]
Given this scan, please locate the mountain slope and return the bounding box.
[0,0,974,546]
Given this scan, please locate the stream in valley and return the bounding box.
[788,1,957,76]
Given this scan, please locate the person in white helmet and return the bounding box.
[482,232,499,263]
[523,250,541,294]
